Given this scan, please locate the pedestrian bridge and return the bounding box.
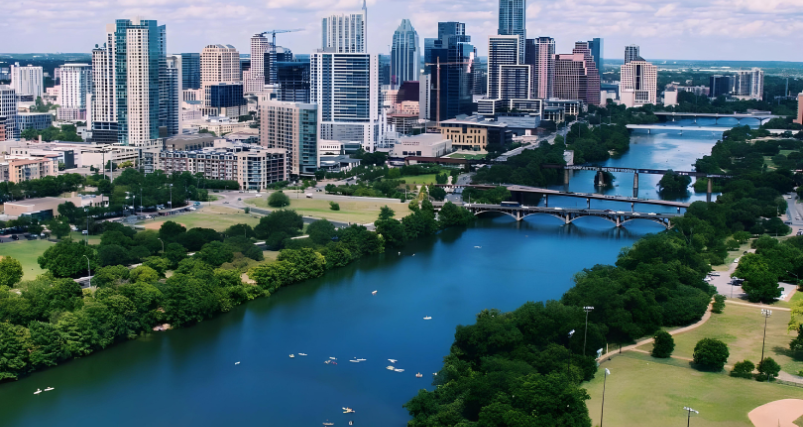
[431,202,678,228]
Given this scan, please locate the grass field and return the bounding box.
[400,174,439,185]
[246,197,411,224]
[796,414,803,426]
[585,352,803,427]
[637,303,803,375]
[447,153,486,160]
[139,205,262,231]
[0,239,54,281]
[68,231,101,244]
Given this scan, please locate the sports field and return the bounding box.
[585,352,803,427]
[0,239,54,281]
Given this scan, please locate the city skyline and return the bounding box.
[2,0,801,61]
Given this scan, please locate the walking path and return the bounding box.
[726,299,792,312]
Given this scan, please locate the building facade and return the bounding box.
[201,44,241,87]
[275,61,310,103]
[390,19,420,89]
[10,64,43,100]
[497,0,525,64]
[624,45,640,64]
[260,100,318,176]
[424,22,475,122]
[733,68,764,100]
[58,63,92,121]
[322,2,367,54]
[91,29,118,143]
[553,42,600,106]
[709,75,733,98]
[180,53,201,89]
[0,85,18,139]
[587,38,603,79]
[438,115,512,151]
[525,37,555,99]
[488,35,521,100]
[620,59,657,108]
[16,112,52,132]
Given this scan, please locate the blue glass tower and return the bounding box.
[180,53,201,90]
[498,0,525,63]
[424,22,475,122]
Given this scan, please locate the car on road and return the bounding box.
[648,212,657,216]
[709,272,720,276]
[223,201,229,204]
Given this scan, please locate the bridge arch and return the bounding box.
[620,217,670,228]
[520,212,568,223]
[565,214,619,227]
[473,210,519,221]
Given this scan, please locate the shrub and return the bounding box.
[268,191,290,208]
[730,360,755,379]
[790,325,803,359]
[330,201,340,211]
[712,294,726,313]
[725,239,740,251]
[693,338,729,371]
[651,331,675,358]
[756,357,781,381]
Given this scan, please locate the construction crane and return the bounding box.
[258,29,303,47]
[424,56,474,125]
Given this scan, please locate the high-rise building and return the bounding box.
[794,91,803,125]
[390,19,420,89]
[260,100,318,176]
[620,58,657,108]
[10,64,43,101]
[322,0,367,54]
[265,46,294,85]
[419,73,432,120]
[247,33,271,93]
[275,61,310,103]
[733,68,764,100]
[201,44,241,87]
[58,63,92,121]
[498,0,525,64]
[163,55,182,136]
[624,45,640,64]
[424,22,475,122]
[709,75,733,98]
[587,38,603,79]
[553,42,600,106]
[488,35,521,100]
[0,85,18,138]
[114,18,166,146]
[525,37,554,99]
[472,58,488,96]
[180,53,201,89]
[91,27,118,144]
[204,82,247,118]
[310,52,383,152]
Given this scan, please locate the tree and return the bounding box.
[93,265,130,287]
[0,322,30,380]
[159,221,186,243]
[438,201,475,228]
[378,206,395,221]
[98,244,130,267]
[329,201,340,211]
[163,242,187,268]
[142,256,171,276]
[651,330,675,358]
[376,217,406,247]
[429,186,447,201]
[268,191,290,208]
[225,223,254,239]
[657,170,692,194]
[48,219,71,239]
[0,256,23,288]
[196,241,235,267]
[253,209,303,249]
[693,338,729,371]
[756,357,781,381]
[736,254,782,303]
[730,360,755,378]
[38,240,97,278]
[712,294,726,313]
[307,219,336,245]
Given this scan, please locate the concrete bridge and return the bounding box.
[435,184,691,211]
[654,112,781,125]
[432,202,677,228]
[626,124,727,134]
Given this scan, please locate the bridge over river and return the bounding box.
[653,112,781,124]
[626,124,726,134]
[431,201,678,228]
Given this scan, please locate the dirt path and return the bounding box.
[748,399,803,427]
[726,300,792,312]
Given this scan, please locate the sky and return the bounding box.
[2,0,803,61]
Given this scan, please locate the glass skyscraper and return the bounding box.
[390,19,420,89]
[424,22,475,122]
[181,53,201,89]
[498,0,525,64]
[587,38,604,80]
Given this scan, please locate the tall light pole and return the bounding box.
[600,368,610,427]
[82,254,91,287]
[683,407,698,427]
[760,309,772,363]
[567,329,575,379]
[583,306,594,356]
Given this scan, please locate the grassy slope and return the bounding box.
[585,352,803,427]
[400,174,439,185]
[0,239,54,281]
[140,206,262,232]
[246,197,411,224]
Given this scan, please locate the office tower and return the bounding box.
[10,64,44,101]
[114,18,165,146]
[181,53,201,89]
[390,19,420,89]
[204,83,247,117]
[275,61,310,103]
[472,58,487,96]
[553,42,600,106]
[624,45,640,64]
[587,38,603,79]
[265,46,294,85]
[163,55,182,136]
[488,35,521,100]
[424,22,475,122]
[248,33,271,93]
[733,68,764,100]
[91,27,118,144]
[419,73,431,120]
[498,0,525,64]
[310,52,382,151]
[0,85,18,138]
[201,44,241,87]
[322,0,367,53]
[620,58,657,107]
[525,37,554,99]
[260,100,318,176]
[58,63,92,121]
[709,75,733,98]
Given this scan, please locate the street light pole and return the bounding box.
[583,306,594,356]
[683,407,698,427]
[760,309,772,363]
[600,368,610,427]
[567,329,575,379]
[82,254,91,287]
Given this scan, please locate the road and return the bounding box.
[445,173,473,203]
[496,121,577,162]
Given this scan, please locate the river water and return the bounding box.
[0,119,734,427]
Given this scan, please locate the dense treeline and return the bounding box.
[559,121,631,163]
[657,91,797,116]
[0,201,476,381]
[0,173,84,203]
[472,140,566,187]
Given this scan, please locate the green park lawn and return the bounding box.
[637,302,803,376]
[585,352,803,427]
[140,205,262,232]
[447,153,486,160]
[68,231,101,244]
[0,239,54,281]
[246,196,411,224]
[400,173,439,185]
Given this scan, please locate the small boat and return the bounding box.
[44,387,54,391]
[343,407,356,414]
[474,246,481,248]
[416,373,423,378]
[234,361,240,365]
[325,360,331,364]
[349,422,353,426]
[386,366,395,370]
[394,369,405,372]
[433,373,438,376]
[289,354,295,358]
[423,316,432,320]
[350,359,360,363]
[33,389,42,395]
[371,290,377,295]
[388,359,397,363]
[356,358,366,362]
[323,421,334,426]
[298,353,307,356]
[329,357,337,360]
